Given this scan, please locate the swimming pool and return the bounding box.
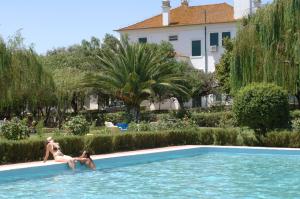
[1,146,300,199]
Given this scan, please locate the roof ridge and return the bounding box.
[117,2,235,32]
[188,2,232,9]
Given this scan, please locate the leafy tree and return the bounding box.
[52,67,86,127]
[41,37,102,122]
[215,38,233,95]
[0,32,55,118]
[176,62,216,107]
[102,34,119,52]
[231,0,300,104]
[84,36,189,121]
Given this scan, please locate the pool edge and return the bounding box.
[1,145,300,172]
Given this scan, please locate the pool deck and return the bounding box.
[1,145,300,172]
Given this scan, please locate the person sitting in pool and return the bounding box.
[43,137,76,170]
[75,151,96,170]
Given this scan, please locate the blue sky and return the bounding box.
[0,0,272,54]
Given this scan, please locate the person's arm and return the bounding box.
[90,160,96,170]
[75,157,88,164]
[43,145,50,163]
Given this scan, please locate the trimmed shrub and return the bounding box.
[288,133,300,148]
[129,119,198,132]
[134,132,169,149]
[198,129,215,145]
[2,128,300,165]
[104,112,127,124]
[218,112,237,128]
[292,118,300,132]
[191,112,224,127]
[238,129,258,146]
[233,83,289,134]
[113,133,136,151]
[140,111,157,122]
[263,131,293,147]
[168,130,200,145]
[0,139,45,163]
[213,128,238,146]
[171,109,191,119]
[129,122,152,132]
[290,110,300,119]
[156,113,173,122]
[1,118,30,140]
[104,111,158,124]
[64,115,90,136]
[85,135,114,154]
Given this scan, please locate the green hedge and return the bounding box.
[104,111,158,124]
[233,83,289,133]
[191,112,235,127]
[1,128,299,165]
[104,111,236,128]
[262,131,300,148]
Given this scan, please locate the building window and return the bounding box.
[169,35,178,41]
[210,33,219,46]
[222,32,231,46]
[192,40,201,56]
[138,37,147,43]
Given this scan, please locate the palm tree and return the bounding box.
[84,37,189,121]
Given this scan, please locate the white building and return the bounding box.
[116,0,260,110]
[117,0,260,73]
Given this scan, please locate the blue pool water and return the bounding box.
[1,147,300,199]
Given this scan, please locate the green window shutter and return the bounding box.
[138,37,147,43]
[210,33,219,46]
[222,32,231,45]
[192,40,201,56]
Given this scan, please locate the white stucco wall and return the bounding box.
[141,98,180,111]
[119,23,237,73]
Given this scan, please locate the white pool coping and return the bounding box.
[0,145,300,172]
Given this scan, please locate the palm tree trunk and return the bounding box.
[135,105,141,123]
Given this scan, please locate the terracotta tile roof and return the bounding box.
[118,3,236,31]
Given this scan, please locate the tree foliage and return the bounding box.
[231,0,300,97]
[41,37,103,115]
[0,32,55,117]
[216,38,233,95]
[84,36,189,121]
[233,83,289,134]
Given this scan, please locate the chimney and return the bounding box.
[181,0,189,7]
[162,0,171,26]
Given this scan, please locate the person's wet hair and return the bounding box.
[85,152,91,159]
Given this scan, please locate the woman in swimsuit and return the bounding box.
[76,151,96,170]
[43,137,76,170]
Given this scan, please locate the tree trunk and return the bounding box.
[71,92,78,114]
[158,95,161,111]
[44,107,51,127]
[135,105,141,123]
[296,92,300,109]
[97,93,101,112]
[177,97,185,111]
[57,100,67,129]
